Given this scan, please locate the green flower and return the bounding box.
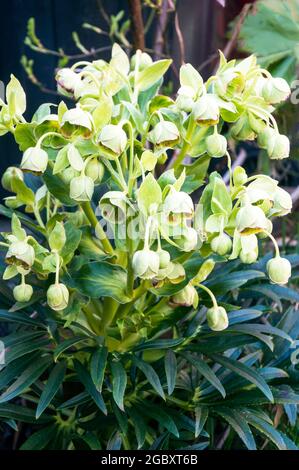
[171,283,198,308]
[193,94,219,126]
[148,121,180,147]
[132,249,160,279]
[13,283,33,302]
[98,124,127,156]
[207,305,229,331]
[70,175,94,202]
[236,204,268,234]
[206,133,227,158]
[211,233,232,256]
[47,283,69,311]
[266,256,291,285]
[6,241,35,268]
[262,77,290,104]
[1,166,23,192]
[20,146,48,174]
[85,158,105,183]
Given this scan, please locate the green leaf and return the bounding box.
[49,221,66,252]
[132,356,165,400]
[164,350,177,396]
[6,74,26,116]
[136,59,172,91]
[134,338,184,351]
[36,361,66,418]
[211,177,232,216]
[137,173,162,215]
[137,402,179,437]
[71,261,131,303]
[74,360,107,414]
[215,407,256,450]
[11,178,35,206]
[128,407,146,449]
[182,353,226,398]
[43,168,77,207]
[60,221,82,262]
[242,410,286,450]
[20,425,57,450]
[5,337,51,365]
[90,347,108,392]
[210,354,274,403]
[32,103,53,123]
[53,336,89,361]
[14,123,37,151]
[0,403,52,423]
[111,361,127,411]
[53,146,69,174]
[195,406,209,438]
[0,356,52,404]
[80,432,102,450]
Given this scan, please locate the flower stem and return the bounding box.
[172,117,196,170]
[197,283,218,308]
[80,201,114,255]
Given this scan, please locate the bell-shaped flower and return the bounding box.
[206,133,227,158]
[171,283,198,308]
[266,133,290,160]
[164,187,194,222]
[85,158,105,183]
[207,305,229,331]
[1,166,23,192]
[262,77,290,104]
[132,249,160,279]
[56,68,81,97]
[239,234,258,264]
[70,175,94,202]
[61,106,93,132]
[20,146,48,174]
[193,94,219,126]
[236,204,268,234]
[211,233,232,256]
[148,121,180,147]
[98,124,127,156]
[6,241,35,268]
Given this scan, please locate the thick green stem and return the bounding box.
[171,118,196,170]
[80,201,114,255]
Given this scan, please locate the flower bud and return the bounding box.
[176,226,198,251]
[266,256,291,285]
[267,133,290,160]
[239,234,258,264]
[148,121,180,147]
[98,124,127,156]
[193,94,219,126]
[6,241,35,268]
[47,283,69,311]
[171,283,198,308]
[262,77,290,104]
[207,305,229,331]
[60,167,80,185]
[164,188,194,221]
[1,167,24,192]
[70,175,94,201]
[211,233,232,256]
[233,166,247,186]
[206,133,227,158]
[56,68,81,96]
[20,146,48,174]
[158,249,171,269]
[231,114,255,141]
[236,204,268,234]
[13,283,33,302]
[240,249,258,264]
[132,249,160,279]
[85,158,105,183]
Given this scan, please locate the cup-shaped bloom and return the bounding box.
[6,241,35,268]
[47,283,69,311]
[61,107,93,130]
[239,234,258,264]
[158,249,171,269]
[257,127,275,149]
[13,283,33,302]
[60,167,80,185]
[1,166,23,192]
[164,188,194,222]
[266,256,291,285]
[171,284,198,308]
[267,133,290,160]
[98,124,127,156]
[70,175,94,201]
[148,121,180,147]
[20,147,48,174]
[56,68,81,96]
[193,94,219,126]
[236,204,268,234]
[85,158,105,183]
[211,233,232,256]
[231,114,255,141]
[206,134,227,158]
[262,77,290,104]
[132,249,160,279]
[207,305,229,331]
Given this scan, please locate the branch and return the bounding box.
[128,0,145,50]
[174,12,185,65]
[153,0,170,60]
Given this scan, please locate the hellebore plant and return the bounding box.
[0,45,298,450]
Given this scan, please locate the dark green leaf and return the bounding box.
[111,361,127,411]
[36,361,66,418]
[90,347,108,392]
[182,353,226,398]
[132,356,165,400]
[215,407,256,450]
[164,350,177,396]
[53,336,89,361]
[74,360,107,414]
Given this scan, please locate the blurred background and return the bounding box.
[0,0,298,245]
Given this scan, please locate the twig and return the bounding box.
[128,0,145,50]
[174,12,185,65]
[96,0,110,25]
[153,0,171,60]
[213,3,252,73]
[26,44,112,60]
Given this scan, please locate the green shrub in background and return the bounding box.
[0,45,298,450]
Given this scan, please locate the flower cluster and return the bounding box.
[0,45,292,338]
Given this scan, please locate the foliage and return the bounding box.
[0,44,298,450]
